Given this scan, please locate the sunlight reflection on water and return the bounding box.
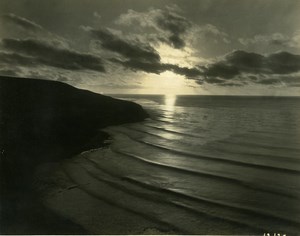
[162,94,178,140]
[164,94,177,111]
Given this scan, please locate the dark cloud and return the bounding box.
[112,57,202,78]
[268,52,300,74]
[224,51,265,71]
[221,82,246,87]
[0,38,105,72]
[85,28,161,63]
[166,64,202,77]
[203,77,225,84]
[0,51,37,66]
[154,8,192,49]
[111,58,165,74]
[1,13,70,49]
[201,63,240,79]
[207,74,300,87]
[258,78,281,85]
[202,50,300,85]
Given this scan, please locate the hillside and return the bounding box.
[0,76,148,234]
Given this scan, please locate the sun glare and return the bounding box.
[156,44,193,67]
[164,94,177,108]
[142,71,188,94]
[160,71,186,93]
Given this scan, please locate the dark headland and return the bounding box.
[0,75,148,234]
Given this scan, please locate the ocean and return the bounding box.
[75,95,300,234]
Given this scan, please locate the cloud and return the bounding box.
[0,13,70,49]
[93,12,101,19]
[116,6,231,51]
[0,51,37,66]
[193,24,230,44]
[83,27,204,78]
[1,13,45,33]
[83,27,161,63]
[166,64,202,77]
[201,50,264,81]
[115,6,192,49]
[257,78,281,85]
[239,32,300,49]
[201,50,300,86]
[111,58,165,74]
[0,38,105,72]
[111,57,202,78]
[0,67,22,77]
[257,74,300,86]
[267,51,300,74]
[80,7,232,79]
[154,8,192,48]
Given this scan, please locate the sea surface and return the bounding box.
[75,95,300,234]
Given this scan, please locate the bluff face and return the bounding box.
[0,75,148,187]
[0,76,149,234]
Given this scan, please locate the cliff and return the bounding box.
[0,76,148,163]
[0,76,148,234]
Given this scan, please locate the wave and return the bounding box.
[69,148,300,234]
[139,138,300,173]
[106,126,300,174]
[239,131,300,145]
[208,140,300,161]
[126,123,300,159]
[111,147,300,199]
[62,160,187,234]
[225,133,300,150]
[127,123,205,139]
[74,159,264,233]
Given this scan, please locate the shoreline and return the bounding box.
[33,135,178,235]
[1,130,111,234]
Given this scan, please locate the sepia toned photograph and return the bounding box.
[0,0,299,235]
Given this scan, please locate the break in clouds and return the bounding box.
[0,2,300,91]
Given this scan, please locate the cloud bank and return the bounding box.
[201,50,300,86]
[0,38,105,72]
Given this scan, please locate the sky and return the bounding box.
[0,0,300,95]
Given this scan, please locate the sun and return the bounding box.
[156,43,194,67]
[160,71,186,94]
[141,71,187,94]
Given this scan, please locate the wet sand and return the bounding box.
[34,159,177,235]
